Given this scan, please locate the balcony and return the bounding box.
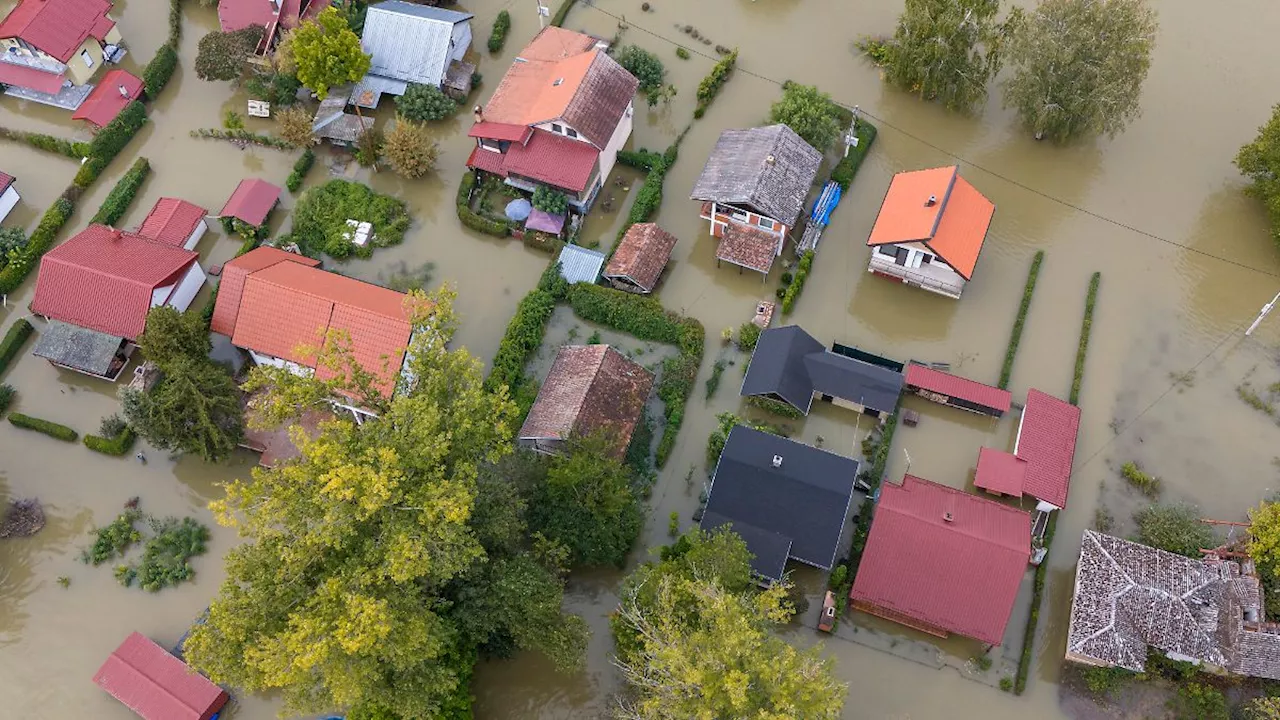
[1,49,66,75]
[867,252,966,299]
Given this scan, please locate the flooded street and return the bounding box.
[3,0,1280,717]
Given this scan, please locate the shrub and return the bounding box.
[245,68,302,106]
[223,110,244,130]
[1134,503,1215,557]
[487,10,511,53]
[286,148,315,193]
[457,172,513,237]
[99,414,128,438]
[694,49,736,117]
[8,413,78,441]
[90,157,150,226]
[532,185,569,215]
[1078,665,1133,696]
[397,83,457,122]
[736,321,761,350]
[384,120,439,179]
[84,427,137,455]
[88,101,148,167]
[0,127,89,158]
[0,319,34,376]
[143,42,179,98]
[830,120,879,191]
[522,231,563,254]
[1177,683,1229,720]
[0,383,13,415]
[769,82,841,151]
[549,0,576,27]
[81,509,142,565]
[134,516,210,591]
[779,251,814,314]
[676,47,690,60]
[615,45,665,92]
[292,179,411,258]
[704,359,725,400]
[1071,272,1101,404]
[0,200,74,294]
[999,677,1013,692]
[354,127,383,167]
[780,271,793,285]
[746,395,804,419]
[484,287,557,396]
[998,251,1044,389]
[1014,511,1055,694]
[667,511,679,537]
[1120,461,1161,497]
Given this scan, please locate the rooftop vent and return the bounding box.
[117,84,130,98]
[926,195,937,207]
[942,511,954,522]
[772,455,783,468]
[765,154,776,166]
[553,78,564,86]
[473,105,484,123]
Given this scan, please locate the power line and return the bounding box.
[583,4,1280,281]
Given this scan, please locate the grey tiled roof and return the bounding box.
[560,52,637,149]
[690,124,823,228]
[31,320,123,376]
[361,0,472,87]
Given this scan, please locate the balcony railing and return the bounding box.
[1,50,65,75]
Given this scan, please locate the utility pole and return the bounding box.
[536,0,549,28]
[1246,290,1280,336]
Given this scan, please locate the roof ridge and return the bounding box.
[747,125,786,218]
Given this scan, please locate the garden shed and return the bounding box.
[903,362,1011,417]
[93,631,229,720]
[604,222,677,294]
[556,244,606,285]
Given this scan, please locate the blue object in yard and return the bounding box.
[808,181,842,227]
[505,198,532,221]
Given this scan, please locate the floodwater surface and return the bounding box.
[3,0,1280,717]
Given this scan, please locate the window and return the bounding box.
[729,208,748,221]
[921,253,935,265]
[756,216,773,229]
[551,123,563,133]
[566,127,578,139]
[894,247,909,266]
[877,245,897,257]
[80,49,94,68]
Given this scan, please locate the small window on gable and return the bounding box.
[756,216,772,229]
[81,49,94,68]
[551,123,563,134]
[566,127,578,139]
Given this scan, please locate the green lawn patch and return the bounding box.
[998,251,1045,390]
[292,179,411,259]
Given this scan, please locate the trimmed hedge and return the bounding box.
[0,127,89,159]
[612,147,672,252]
[286,149,315,193]
[143,42,179,98]
[0,319,34,376]
[830,120,878,191]
[997,251,1045,390]
[484,264,565,418]
[456,172,513,237]
[84,427,138,455]
[1015,513,1057,694]
[566,283,704,467]
[549,0,576,27]
[1070,273,1101,405]
[779,251,813,314]
[88,101,148,170]
[488,10,511,53]
[694,50,737,119]
[0,199,74,293]
[91,157,150,226]
[844,405,901,583]
[746,394,804,419]
[0,383,13,416]
[8,413,78,441]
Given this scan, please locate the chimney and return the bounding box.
[772,454,783,468]
[473,105,484,124]
[765,154,776,166]
[117,84,130,98]
[942,511,954,522]
[926,195,937,207]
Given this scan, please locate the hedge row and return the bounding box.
[0,127,88,159]
[8,413,78,441]
[190,128,295,150]
[91,157,150,226]
[87,101,148,176]
[1014,513,1056,695]
[694,50,737,119]
[488,10,511,53]
[286,149,315,193]
[611,146,675,252]
[844,404,902,586]
[0,319,33,377]
[779,251,813,314]
[483,263,565,417]
[830,120,879,192]
[143,42,179,98]
[0,199,74,293]
[1070,273,1101,405]
[0,384,13,416]
[84,427,138,455]
[997,251,1045,390]
[566,283,704,467]
[746,394,804,419]
[456,172,513,237]
[549,0,576,27]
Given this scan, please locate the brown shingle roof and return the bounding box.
[604,223,677,292]
[690,125,823,228]
[716,223,780,274]
[518,344,655,458]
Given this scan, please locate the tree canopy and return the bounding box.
[1134,503,1215,557]
[1235,104,1280,245]
[396,83,457,123]
[195,26,264,82]
[615,45,665,92]
[768,83,842,151]
[184,288,586,719]
[1001,0,1157,142]
[137,306,212,371]
[383,120,439,179]
[121,354,244,462]
[880,0,1007,112]
[276,105,316,147]
[611,530,847,719]
[286,7,371,100]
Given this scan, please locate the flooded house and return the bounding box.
[0,0,125,110]
[210,246,415,422]
[865,165,996,299]
[850,475,1032,646]
[1066,530,1280,680]
[0,170,17,222]
[517,344,654,459]
[603,222,678,294]
[465,26,637,213]
[701,425,859,583]
[69,68,141,128]
[217,178,281,229]
[217,0,331,56]
[93,631,229,720]
[29,224,206,381]
[741,324,904,419]
[133,197,209,251]
[350,1,473,108]
[690,124,822,278]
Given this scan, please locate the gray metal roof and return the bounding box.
[690,124,823,228]
[362,0,472,88]
[741,324,904,415]
[557,244,606,285]
[31,320,123,377]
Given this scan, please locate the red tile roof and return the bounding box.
[93,632,229,720]
[136,198,208,247]
[716,223,779,274]
[974,447,1027,496]
[465,145,507,176]
[0,61,64,93]
[904,363,1011,414]
[501,129,599,193]
[210,246,319,336]
[1015,389,1081,509]
[850,475,1031,645]
[31,225,199,340]
[213,247,414,396]
[0,171,13,194]
[867,166,995,280]
[468,121,533,143]
[218,178,281,226]
[72,69,142,128]
[0,0,116,63]
[216,0,276,32]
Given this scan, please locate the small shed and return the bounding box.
[903,362,1011,417]
[0,171,17,222]
[313,94,373,147]
[136,198,210,251]
[218,179,282,227]
[31,320,130,380]
[93,631,229,720]
[604,222,677,294]
[557,244,606,285]
[71,70,143,128]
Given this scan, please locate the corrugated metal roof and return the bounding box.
[557,244,605,285]
[361,0,472,88]
[973,447,1027,496]
[1016,389,1081,509]
[904,362,1011,414]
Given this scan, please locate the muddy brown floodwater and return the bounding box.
[3,0,1280,717]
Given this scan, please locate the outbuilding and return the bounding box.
[0,170,18,222]
[93,631,229,720]
[903,362,1011,417]
[604,222,677,293]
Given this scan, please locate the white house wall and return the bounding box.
[164,263,207,312]
[249,349,311,376]
[0,186,18,221]
[449,21,471,64]
[598,101,633,185]
[183,218,208,252]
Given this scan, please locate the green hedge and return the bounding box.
[143,42,179,98]
[566,283,704,467]
[0,319,34,377]
[286,149,315,193]
[612,147,673,252]
[0,384,14,416]
[549,0,576,27]
[746,394,804,419]
[91,157,150,226]
[8,413,78,441]
[485,287,557,396]
[830,120,878,191]
[997,251,1045,390]
[779,251,813,314]
[456,172,513,237]
[1015,513,1057,694]
[88,101,148,170]
[1070,273,1101,405]
[167,0,182,44]
[488,10,511,53]
[84,427,137,455]
[0,127,89,158]
[694,50,737,119]
[0,199,74,294]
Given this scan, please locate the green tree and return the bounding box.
[330,0,368,33]
[881,0,1008,112]
[288,6,370,99]
[1235,104,1280,245]
[383,120,439,179]
[0,227,26,268]
[121,356,244,462]
[1001,0,1157,142]
[245,67,302,106]
[529,433,642,568]
[1134,503,1215,557]
[531,185,568,215]
[137,306,212,371]
[615,45,665,92]
[611,532,847,719]
[195,26,264,82]
[1247,696,1280,720]
[184,288,585,718]
[768,83,842,151]
[275,105,315,147]
[396,83,457,122]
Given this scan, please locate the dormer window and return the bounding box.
[551,123,563,134]
[566,128,578,139]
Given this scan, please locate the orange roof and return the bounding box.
[867,166,995,280]
[519,26,597,62]
[485,49,595,127]
[210,247,319,336]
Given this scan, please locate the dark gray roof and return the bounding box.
[701,426,859,579]
[31,320,123,376]
[741,325,904,415]
[689,124,823,227]
[701,511,791,581]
